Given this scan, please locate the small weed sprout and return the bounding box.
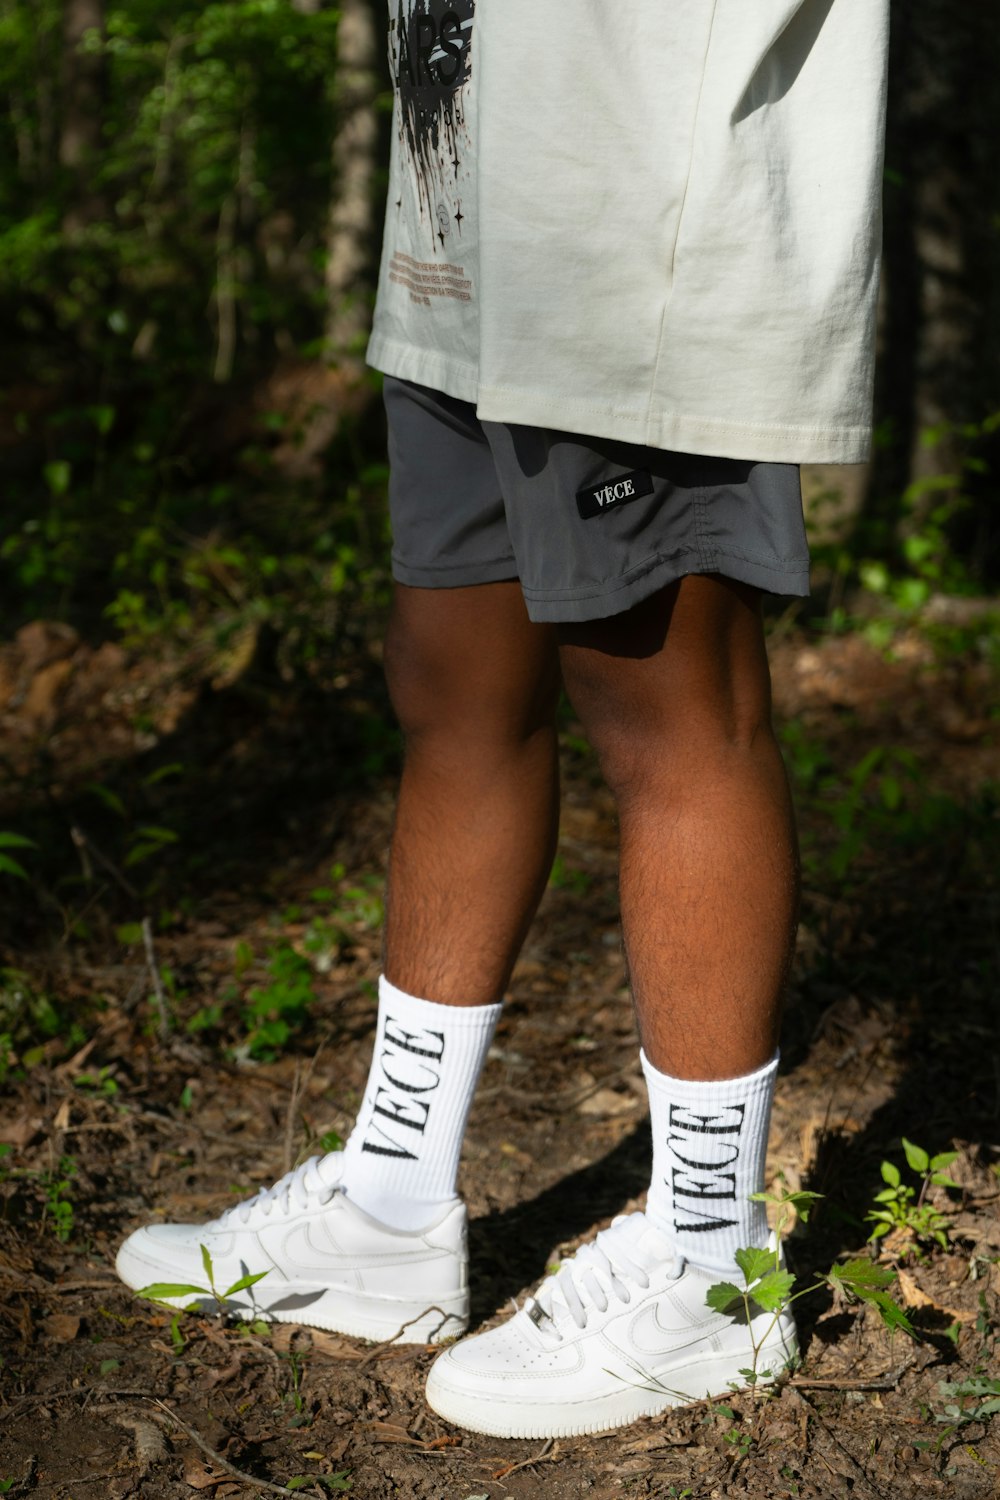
[866,1138,961,1252]
[138,1242,269,1318]
[705,1188,915,1386]
[286,1473,352,1492]
[0,832,37,881]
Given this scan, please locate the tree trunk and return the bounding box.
[59,0,105,169]
[324,0,379,367]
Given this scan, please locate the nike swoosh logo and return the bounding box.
[626,1299,722,1357]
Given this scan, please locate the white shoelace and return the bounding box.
[526,1214,679,1337]
[212,1153,344,1229]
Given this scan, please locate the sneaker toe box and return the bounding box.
[115,1222,239,1291]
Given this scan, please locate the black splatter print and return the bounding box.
[391,0,474,251]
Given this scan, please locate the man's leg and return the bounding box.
[382,580,561,1004]
[336,580,561,1227]
[557,574,797,1081]
[426,573,800,1435]
[557,575,796,1270]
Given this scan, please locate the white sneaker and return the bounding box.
[115,1153,468,1344]
[426,1211,797,1438]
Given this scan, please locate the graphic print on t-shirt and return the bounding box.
[390,0,474,257]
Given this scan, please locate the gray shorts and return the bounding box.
[385,377,810,624]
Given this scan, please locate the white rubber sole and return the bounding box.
[117,1245,468,1344]
[426,1340,797,1438]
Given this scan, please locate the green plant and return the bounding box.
[0,833,36,881]
[866,1138,961,1252]
[138,1242,269,1316]
[286,1474,352,1493]
[705,1189,915,1385]
[73,1066,120,1099]
[241,942,318,1060]
[548,855,592,894]
[301,867,385,972]
[40,1157,77,1243]
[169,1312,186,1356]
[914,1377,1000,1456]
[282,1344,310,1427]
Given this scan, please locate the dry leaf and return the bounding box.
[578,1087,634,1117]
[0,1116,43,1149]
[896,1270,934,1309]
[305,1329,364,1360]
[185,1462,231,1490]
[364,1421,414,1445]
[896,1269,973,1322]
[42,1313,80,1343]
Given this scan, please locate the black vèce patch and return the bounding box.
[576,469,653,520]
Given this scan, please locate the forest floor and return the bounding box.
[0,598,998,1500]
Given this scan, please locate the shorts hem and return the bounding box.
[391,555,520,589]
[521,551,811,624]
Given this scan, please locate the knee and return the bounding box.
[561,649,774,802]
[383,590,560,747]
[383,604,450,740]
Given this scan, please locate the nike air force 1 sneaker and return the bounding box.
[426,1211,797,1438]
[115,1153,468,1344]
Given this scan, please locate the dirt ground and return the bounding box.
[0,604,998,1499]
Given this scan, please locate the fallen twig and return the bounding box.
[492,1436,556,1480]
[146,1397,301,1497]
[141,916,170,1041]
[790,1354,915,1392]
[356,1307,453,1368]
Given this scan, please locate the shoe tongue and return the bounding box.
[308,1151,345,1192]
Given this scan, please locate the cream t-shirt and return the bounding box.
[367,1,890,464]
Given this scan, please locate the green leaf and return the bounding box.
[881,1161,901,1188]
[200,1244,215,1288]
[222,1269,270,1297]
[902,1140,929,1174]
[855,1287,915,1337]
[939,1378,1000,1399]
[87,782,126,816]
[115,923,145,946]
[138,1282,208,1299]
[143,762,185,786]
[0,832,36,849]
[735,1246,775,1284]
[705,1282,744,1315]
[930,1151,959,1172]
[830,1259,898,1291]
[930,1173,962,1190]
[747,1270,796,1314]
[0,854,29,880]
[43,459,71,496]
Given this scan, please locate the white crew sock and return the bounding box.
[641,1049,779,1275]
[338,975,501,1230]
